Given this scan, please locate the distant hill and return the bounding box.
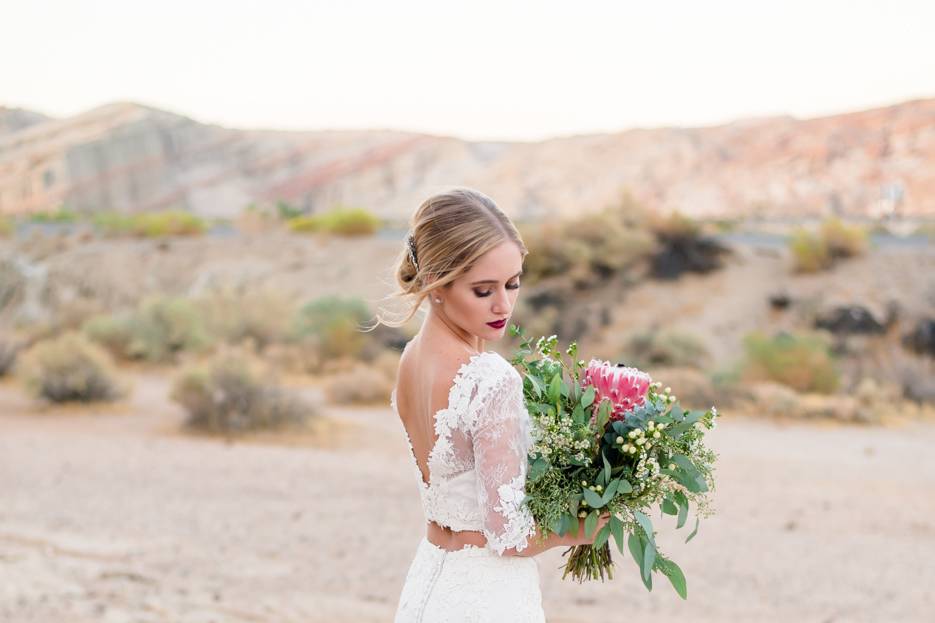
[0,106,50,136]
[1,98,933,219]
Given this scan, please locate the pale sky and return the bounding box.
[2,0,933,142]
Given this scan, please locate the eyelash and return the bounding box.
[474,282,521,297]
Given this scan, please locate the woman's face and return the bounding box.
[438,241,524,341]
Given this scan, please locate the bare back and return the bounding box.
[393,336,478,487]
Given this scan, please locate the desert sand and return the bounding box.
[2,369,934,623]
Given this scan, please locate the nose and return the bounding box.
[492,288,511,315]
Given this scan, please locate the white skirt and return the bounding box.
[394,537,546,623]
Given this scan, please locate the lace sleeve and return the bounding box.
[470,367,537,556]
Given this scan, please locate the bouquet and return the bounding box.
[509,325,719,598]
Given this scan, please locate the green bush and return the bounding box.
[0,215,13,237]
[83,296,212,362]
[92,210,206,238]
[29,207,79,224]
[287,206,380,236]
[286,215,322,233]
[740,330,839,394]
[171,349,316,433]
[276,200,303,220]
[789,228,832,273]
[291,296,371,360]
[18,331,123,403]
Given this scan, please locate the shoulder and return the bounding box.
[459,351,521,392]
[443,351,521,406]
[456,352,524,430]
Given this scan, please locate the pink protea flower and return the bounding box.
[582,359,652,421]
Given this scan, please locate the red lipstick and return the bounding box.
[487,319,507,329]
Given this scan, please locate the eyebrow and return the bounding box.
[470,270,523,286]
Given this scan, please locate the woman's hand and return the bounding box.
[568,512,612,546]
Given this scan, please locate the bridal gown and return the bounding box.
[391,350,546,622]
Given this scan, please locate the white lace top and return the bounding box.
[391,350,538,555]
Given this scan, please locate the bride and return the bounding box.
[376,188,609,622]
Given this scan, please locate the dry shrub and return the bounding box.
[647,366,718,411]
[790,218,869,273]
[820,217,869,259]
[264,338,323,375]
[370,348,401,382]
[511,299,561,340]
[291,296,371,361]
[789,228,832,273]
[84,296,212,363]
[620,327,710,370]
[324,362,394,405]
[740,330,839,394]
[647,210,702,239]
[521,208,654,288]
[18,331,124,403]
[0,333,24,376]
[891,352,935,403]
[171,348,317,434]
[198,289,296,351]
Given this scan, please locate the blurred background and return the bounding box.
[1,1,934,622]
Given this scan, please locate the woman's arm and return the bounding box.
[510,514,612,557]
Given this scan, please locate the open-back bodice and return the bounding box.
[390,351,537,555]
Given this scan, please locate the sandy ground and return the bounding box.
[2,369,935,623]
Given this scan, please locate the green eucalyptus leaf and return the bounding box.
[609,515,625,553]
[633,510,656,546]
[550,516,564,535]
[584,509,598,538]
[661,497,679,516]
[627,531,644,568]
[685,516,700,543]
[593,520,612,549]
[665,422,692,438]
[615,478,633,494]
[673,490,689,508]
[671,454,698,473]
[682,409,702,424]
[660,558,687,599]
[676,497,689,529]
[642,539,656,581]
[582,487,605,509]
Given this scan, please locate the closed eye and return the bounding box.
[474,281,520,297]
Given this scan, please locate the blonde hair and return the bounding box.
[367,187,528,331]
